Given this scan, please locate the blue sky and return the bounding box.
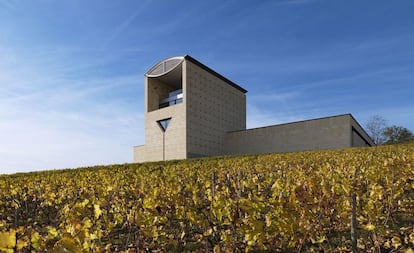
[1,0,413,174]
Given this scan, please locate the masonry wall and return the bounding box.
[134,56,374,164]
[147,78,174,112]
[134,75,187,162]
[224,114,359,155]
[185,60,246,158]
[350,115,374,147]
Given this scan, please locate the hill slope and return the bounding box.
[1,144,414,252]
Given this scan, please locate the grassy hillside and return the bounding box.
[0,144,413,252]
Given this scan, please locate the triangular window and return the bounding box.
[157,118,171,132]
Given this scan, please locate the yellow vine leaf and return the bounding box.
[204,228,213,236]
[0,230,16,248]
[383,240,391,249]
[17,236,29,250]
[31,232,41,250]
[48,227,58,239]
[311,235,327,244]
[94,204,102,219]
[83,218,93,229]
[391,236,402,249]
[265,214,272,227]
[52,235,82,253]
[81,199,90,207]
[0,248,13,253]
[409,233,414,244]
[363,223,376,231]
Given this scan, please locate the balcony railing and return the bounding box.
[159,89,183,109]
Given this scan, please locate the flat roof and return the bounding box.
[226,113,374,146]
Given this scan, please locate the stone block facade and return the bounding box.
[134,55,374,163]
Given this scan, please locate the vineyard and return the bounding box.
[0,144,414,252]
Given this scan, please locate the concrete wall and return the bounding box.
[134,69,187,162]
[134,104,187,162]
[350,115,374,147]
[143,104,187,161]
[134,56,246,162]
[147,78,174,112]
[224,114,363,155]
[186,60,246,158]
[134,55,374,163]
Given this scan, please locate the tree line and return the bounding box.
[365,115,414,145]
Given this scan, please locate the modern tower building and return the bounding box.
[134,55,373,162]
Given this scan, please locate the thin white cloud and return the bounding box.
[246,91,303,128]
[0,46,145,174]
[246,102,304,130]
[0,117,139,172]
[248,91,299,103]
[102,0,152,48]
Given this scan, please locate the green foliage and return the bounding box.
[0,144,414,252]
[365,115,414,145]
[384,125,414,144]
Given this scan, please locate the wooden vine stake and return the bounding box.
[351,168,359,253]
[211,171,216,200]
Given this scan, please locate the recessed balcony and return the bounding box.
[159,89,183,109]
[146,58,183,112]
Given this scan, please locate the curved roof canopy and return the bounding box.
[145,55,247,93]
[145,56,184,77]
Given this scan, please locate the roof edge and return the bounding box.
[145,56,185,78]
[348,114,375,146]
[228,114,355,133]
[184,55,248,93]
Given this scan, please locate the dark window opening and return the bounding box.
[147,61,183,112]
[159,89,183,109]
[157,118,171,132]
